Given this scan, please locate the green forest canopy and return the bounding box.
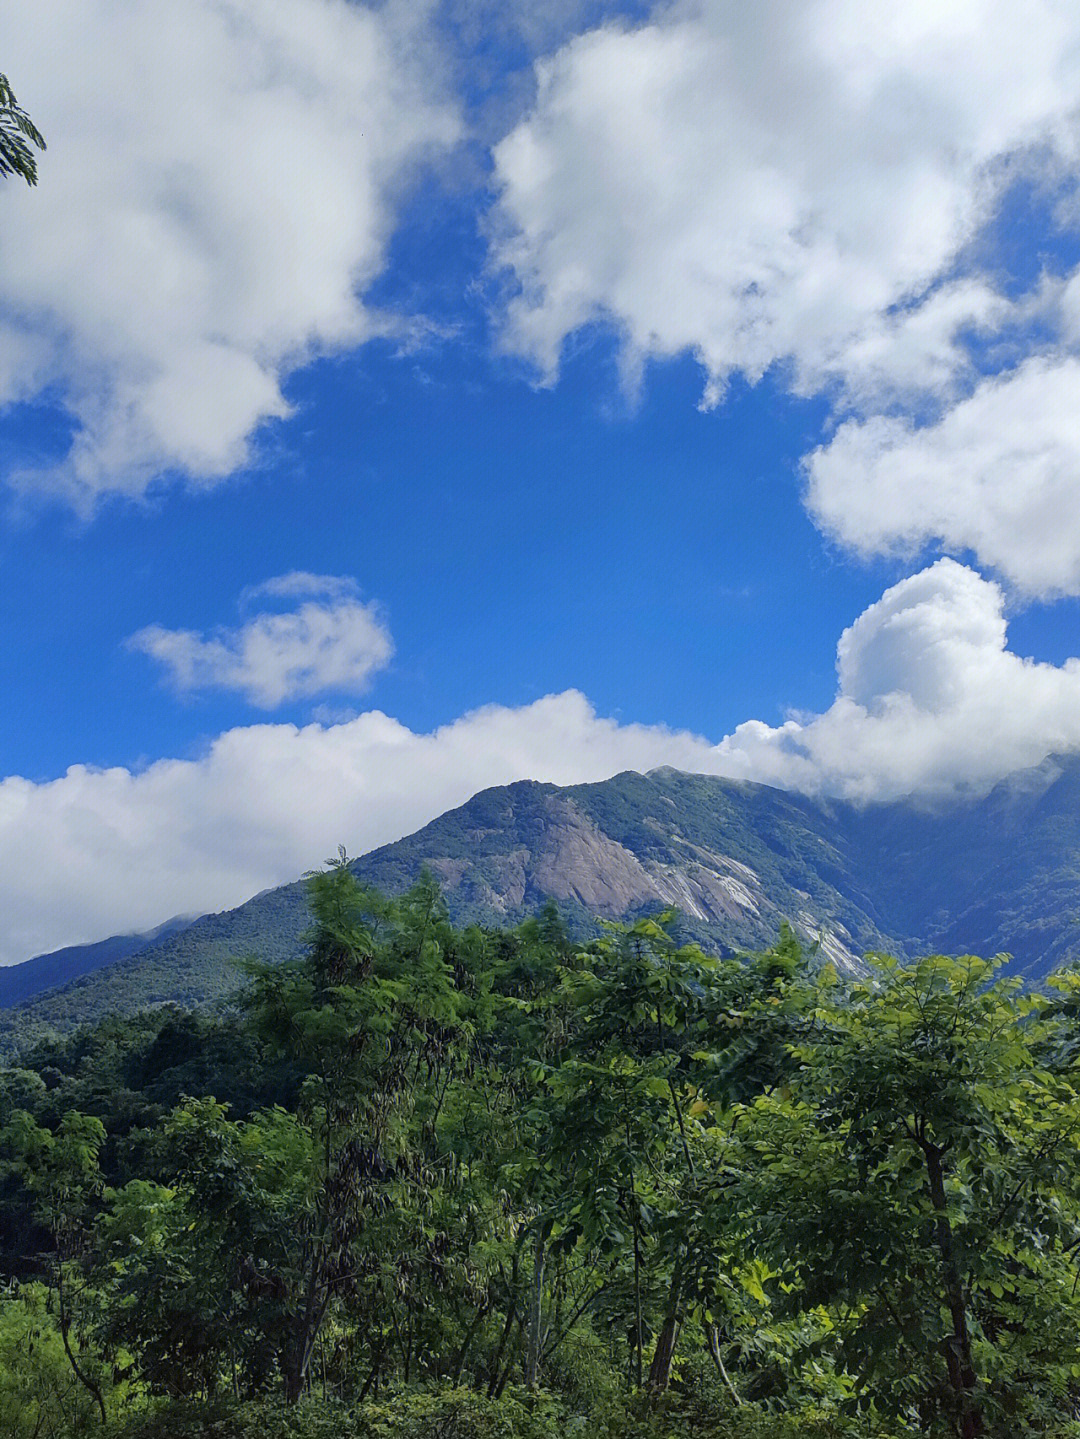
[4,858,1080,1437]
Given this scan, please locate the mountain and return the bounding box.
[4,756,1080,1054]
[0,915,198,1010]
[347,767,898,971]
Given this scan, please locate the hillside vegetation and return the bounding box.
[3,859,1080,1436]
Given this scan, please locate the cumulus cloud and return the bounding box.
[492,1,1080,395]
[490,0,1080,586]
[803,356,1080,598]
[6,559,1080,961]
[717,559,1080,800]
[0,0,460,507]
[128,576,393,708]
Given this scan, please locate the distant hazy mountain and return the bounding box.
[0,915,198,1010]
[5,755,1080,1053]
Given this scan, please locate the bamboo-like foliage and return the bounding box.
[0,73,45,186]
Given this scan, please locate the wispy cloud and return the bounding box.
[128,576,393,708]
[240,573,361,606]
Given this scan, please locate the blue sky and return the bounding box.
[2,0,1080,963]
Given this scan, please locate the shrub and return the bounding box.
[110,1387,904,1439]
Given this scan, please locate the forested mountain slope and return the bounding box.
[4,754,1080,1051]
[0,914,197,1010]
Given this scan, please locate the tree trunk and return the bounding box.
[923,1142,983,1438]
[358,1335,387,1403]
[628,1183,644,1389]
[706,1326,743,1408]
[647,1262,684,1394]
[525,1224,547,1389]
[488,1304,518,1398]
[282,1243,331,1404]
[647,1315,680,1393]
[283,1296,327,1404]
[452,1300,492,1384]
[494,1315,523,1398]
[283,1343,306,1406]
[56,1265,107,1425]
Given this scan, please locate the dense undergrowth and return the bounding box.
[106,1388,865,1438]
[4,856,1080,1437]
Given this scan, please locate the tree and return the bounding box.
[540,915,804,1398]
[4,1109,110,1422]
[0,1284,118,1439]
[0,73,45,185]
[239,859,471,1400]
[732,954,1080,1436]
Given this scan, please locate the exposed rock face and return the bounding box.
[528,798,668,913]
[426,858,470,890]
[416,791,866,976]
[429,795,768,926]
[649,840,763,922]
[794,910,863,978]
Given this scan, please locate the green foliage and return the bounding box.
[0,1283,128,1436]
[7,858,1080,1435]
[0,71,45,185]
[731,954,1080,1434]
[109,1388,879,1439]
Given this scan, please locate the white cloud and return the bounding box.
[804,357,1080,597]
[814,279,1011,411]
[240,572,360,605]
[489,0,1080,586]
[0,0,460,507]
[492,0,1080,397]
[129,577,393,708]
[6,559,1080,962]
[717,559,1080,800]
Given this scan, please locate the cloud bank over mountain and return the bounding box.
[4,561,1080,964]
[0,693,714,965]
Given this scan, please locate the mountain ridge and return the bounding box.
[4,755,1080,1053]
[0,914,199,1011]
